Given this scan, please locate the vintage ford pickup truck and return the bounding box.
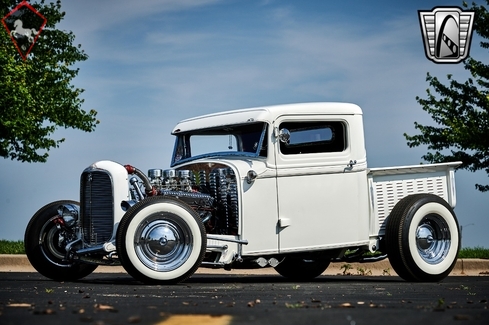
[25,102,461,283]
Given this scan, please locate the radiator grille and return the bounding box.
[80,170,114,245]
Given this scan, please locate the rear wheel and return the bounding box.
[274,256,330,280]
[116,197,206,284]
[385,194,460,282]
[24,200,98,281]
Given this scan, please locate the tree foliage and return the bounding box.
[0,0,98,163]
[405,1,489,192]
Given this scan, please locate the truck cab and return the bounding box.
[169,103,369,255]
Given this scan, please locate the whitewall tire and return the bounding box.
[385,194,460,282]
[117,197,206,284]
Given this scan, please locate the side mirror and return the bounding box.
[278,128,290,144]
[246,170,258,184]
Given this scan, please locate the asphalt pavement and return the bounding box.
[1,255,488,325]
[0,272,488,325]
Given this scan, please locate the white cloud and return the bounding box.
[59,0,223,34]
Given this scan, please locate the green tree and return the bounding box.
[405,1,489,192]
[0,0,98,163]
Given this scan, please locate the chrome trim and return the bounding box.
[57,204,79,227]
[416,214,451,265]
[172,151,261,167]
[200,261,226,267]
[129,177,144,201]
[206,235,248,245]
[246,170,258,184]
[207,245,229,250]
[134,214,194,272]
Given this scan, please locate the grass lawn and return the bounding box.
[0,240,25,254]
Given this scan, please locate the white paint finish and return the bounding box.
[239,176,279,255]
[175,158,279,255]
[89,160,130,240]
[448,169,457,208]
[368,161,461,176]
[172,102,363,134]
[270,110,369,252]
[368,162,460,236]
[276,170,370,252]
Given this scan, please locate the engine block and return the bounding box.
[147,166,239,235]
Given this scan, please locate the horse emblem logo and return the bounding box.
[1,1,47,60]
[418,7,475,64]
[11,19,38,44]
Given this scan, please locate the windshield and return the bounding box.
[171,122,268,166]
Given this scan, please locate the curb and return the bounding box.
[0,255,488,276]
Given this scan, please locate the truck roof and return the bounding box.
[172,102,362,134]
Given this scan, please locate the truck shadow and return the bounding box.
[76,273,405,285]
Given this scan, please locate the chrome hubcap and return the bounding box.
[416,214,451,264]
[134,213,192,272]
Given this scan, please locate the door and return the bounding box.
[274,115,370,253]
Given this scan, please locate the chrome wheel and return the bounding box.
[39,217,68,267]
[134,214,193,272]
[416,214,451,265]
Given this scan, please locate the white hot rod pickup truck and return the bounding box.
[25,102,462,283]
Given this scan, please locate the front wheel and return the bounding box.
[116,197,206,284]
[24,200,98,281]
[274,256,330,280]
[385,194,460,282]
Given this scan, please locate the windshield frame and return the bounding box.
[170,122,268,167]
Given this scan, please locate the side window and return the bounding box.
[279,121,346,155]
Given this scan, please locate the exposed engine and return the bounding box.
[137,164,239,235]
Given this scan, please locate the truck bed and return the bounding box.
[367,161,461,235]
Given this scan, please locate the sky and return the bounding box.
[1,0,487,248]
